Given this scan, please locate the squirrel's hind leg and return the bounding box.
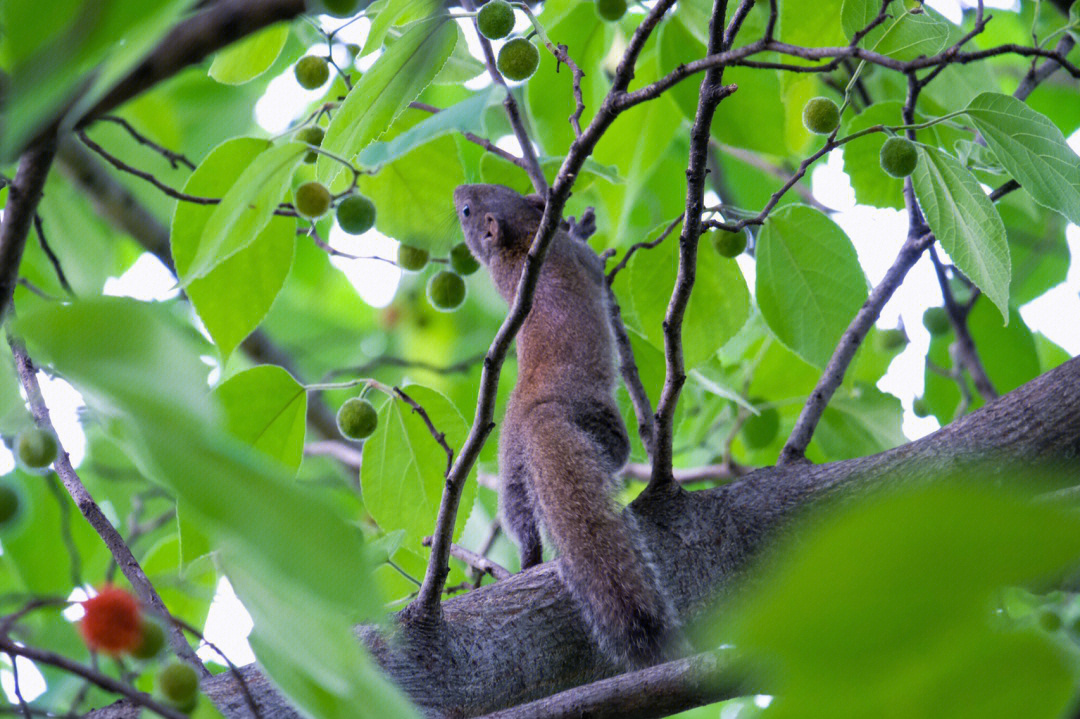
[499,456,544,570]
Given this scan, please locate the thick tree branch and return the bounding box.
[0,141,57,321]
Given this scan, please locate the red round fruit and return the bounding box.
[79,586,142,655]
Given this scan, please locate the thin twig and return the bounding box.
[32,215,74,297]
[621,462,741,484]
[607,287,656,457]
[44,475,83,588]
[421,536,511,580]
[394,386,454,476]
[606,215,683,284]
[409,102,530,169]
[322,353,483,381]
[96,116,197,170]
[518,4,586,138]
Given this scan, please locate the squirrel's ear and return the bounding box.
[483,213,503,245]
[524,194,546,212]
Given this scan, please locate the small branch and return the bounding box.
[168,615,262,719]
[621,462,742,484]
[45,475,84,588]
[1014,34,1075,101]
[304,440,363,468]
[32,215,74,296]
[409,102,530,170]
[322,353,483,381]
[96,116,196,170]
[459,0,548,195]
[710,141,834,212]
[779,231,935,465]
[0,141,57,321]
[421,536,511,581]
[8,338,208,677]
[476,651,746,719]
[394,386,454,476]
[606,215,682,284]
[517,5,586,138]
[607,287,656,457]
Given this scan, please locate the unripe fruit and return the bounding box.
[346,43,361,58]
[297,126,324,164]
[596,0,627,21]
[0,485,19,525]
[295,182,332,219]
[157,662,199,710]
[743,400,779,449]
[1038,609,1062,632]
[397,244,430,272]
[131,620,166,660]
[17,427,57,470]
[802,96,840,135]
[449,243,481,276]
[923,307,950,337]
[427,271,467,311]
[912,397,930,418]
[294,56,329,90]
[477,0,515,40]
[79,586,142,655]
[876,328,907,352]
[497,38,539,82]
[880,136,919,178]
[336,194,376,235]
[319,0,363,17]
[337,398,378,440]
[710,229,747,258]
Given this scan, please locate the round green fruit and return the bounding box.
[427,271,467,312]
[397,244,430,272]
[742,401,780,449]
[449,243,481,276]
[346,43,361,58]
[336,194,376,235]
[477,0,515,40]
[295,182,332,219]
[0,485,19,525]
[297,126,324,163]
[802,96,840,135]
[17,427,58,470]
[880,136,919,178]
[131,621,166,660]
[497,38,539,82]
[912,397,930,418]
[294,56,329,90]
[157,662,199,709]
[317,0,363,18]
[876,328,907,352]
[337,398,378,441]
[596,0,627,21]
[923,307,950,337]
[710,229,747,258]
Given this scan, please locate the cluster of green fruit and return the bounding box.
[801,97,920,179]
[396,241,480,312]
[293,179,377,236]
[475,1,540,81]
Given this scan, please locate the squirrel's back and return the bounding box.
[453,184,677,667]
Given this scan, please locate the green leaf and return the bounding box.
[431,24,484,85]
[317,15,458,187]
[213,366,307,473]
[362,0,437,57]
[842,0,949,60]
[179,141,305,285]
[361,385,475,550]
[358,86,501,168]
[912,144,1011,322]
[964,92,1080,226]
[841,102,906,210]
[172,138,297,358]
[813,384,905,460]
[628,225,751,370]
[780,0,847,49]
[208,23,291,85]
[756,206,868,369]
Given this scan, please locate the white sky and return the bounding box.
[4,0,1078,702]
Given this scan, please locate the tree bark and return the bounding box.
[84,356,1080,718]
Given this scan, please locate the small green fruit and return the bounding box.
[802,96,840,135]
[477,0,515,40]
[710,229,747,258]
[336,195,376,235]
[880,136,919,178]
[297,126,324,163]
[876,328,907,352]
[318,0,363,18]
[0,485,19,525]
[912,397,930,418]
[1038,609,1063,632]
[131,621,166,660]
[346,43,361,58]
[497,38,540,82]
[294,56,329,90]
[295,182,332,219]
[923,307,950,337]
[397,244,430,272]
[427,271,467,311]
[337,398,378,440]
[17,427,57,470]
[449,243,481,276]
[596,0,627,21]
[157,662,199,709]
[743,401,780,449]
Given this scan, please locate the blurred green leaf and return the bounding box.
[213,365,307,473]
[209,23,291,85]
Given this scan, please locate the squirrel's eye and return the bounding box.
[462,205,470,217]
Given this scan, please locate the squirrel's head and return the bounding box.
[453,184,545,265]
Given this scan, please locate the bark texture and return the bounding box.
[86,357,1080,718]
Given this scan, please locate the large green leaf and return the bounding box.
[172,138,297,359]
[812,384,905,461]
[361,385,474,550]
[213,365,307,473]
[362,0,437,57]
[779,0,847,49]
[179,140,305,285]
[208,23,291,85]
[842,0,949,60]
[912,145,1010,322]
[756,206,868,369]
[627,225,751,370]
[317,15,457,187]
[964,92,1080,226]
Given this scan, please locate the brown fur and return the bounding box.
[453,184,676,667]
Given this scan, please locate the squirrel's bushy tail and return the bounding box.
[524,404,676,668]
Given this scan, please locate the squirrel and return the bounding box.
[453,183,677,668]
